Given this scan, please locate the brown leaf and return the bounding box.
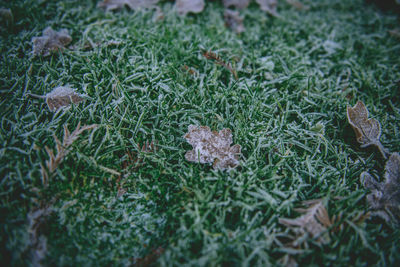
[176,0,205,16]
[223,0,250,9]
[279,199,332,245]
[184,125,241,170]
[361,153,400,225]
[44,86,84,112]
[202,50,238,80]
[32,27,72,56]
[97,0,159,11]
[256,0,278,16]
[388,28,400,39]
[42,123,97,186]
[224,9,245,34]
[286,0,309,10]
[133,247,165,267]
[347,100,388,158]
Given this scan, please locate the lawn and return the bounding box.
[1,0,400,266]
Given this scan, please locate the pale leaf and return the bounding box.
[256,0,278,16]
[45,86,84,112]
[361,153,400,225]
[224,9,245,34]
[32,27,72,56]
[347,100,388,158]
[176,0,205,16]
[184,125,241,170]
[97,0,159,11]
[279,199,332,245]
[223,0,250,9]
[286,0,309,10]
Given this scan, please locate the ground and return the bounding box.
[1,0,400,266]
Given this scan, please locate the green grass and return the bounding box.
[1,0,400,266]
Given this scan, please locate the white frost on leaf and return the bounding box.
[184,125,241,170]
[224,9,245,34]
[256,0,278,16]
[97,0,159,11]
[32,27,72,56]
[45,86,84,112]
[176,0,205,16]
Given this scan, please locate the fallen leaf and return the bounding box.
[45,86,85,112]
[256,0,278,16]
[360,153,400,225]
[41,122,97,186]
[202,50,238,80]
[223,0,250,9]
[32,27,72,56]
[286,0,309,10]
[279,199,332,245]
[224,9,245,34]
[184,125,241,170]
[176,0,205,16]
[388,28,400,39]
[97,0,159,11]
[347,100,389,158]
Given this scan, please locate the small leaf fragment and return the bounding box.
[32,27,72,56]
[361,153,400,225]
[347,100,388,158]
[256,0,278,16]
[97,0,159,11]
[223,0,250,9]
[224,9,245,34]
[279,199,332,245]
[45,86,84,112]
[184,125,241,170]
[176,0,205,16]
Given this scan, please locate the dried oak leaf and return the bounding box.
[256,0,278,16]
[361,153,400,225]
[223,0,250,9]
[347,100,388,158]
[97,0,159,11]
[45,86,85,112]
[279,199,332,245]
[32,27,72,56]
[176,0,205,16]
[224,9,245,34]
[184,125,241,170]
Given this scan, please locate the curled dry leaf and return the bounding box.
[184,125,241,170]
[224,9,245,34]
[347,100,388,158]
[32,27,72,56]
[256,0,278,16]
[223,0,250,9]
[279,199,332,245]
[41,122,97,186]
[361,153,400,225]
[97,0,159,11]
[176,0,205,16]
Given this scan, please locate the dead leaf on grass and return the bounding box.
[286,0,309,10]
[388,28,400,39]
[223,0,250,9]
[41,122,97,186]
[176,0,205,16]
[361,153,400,225]
[256,0,279,16]
[184,125,241,170]
[133,247,165,267]
[224,9,245,34]
[279,199,332,245]
[32,27,72,56]
[202,50,238,80]
[97,0,159,11]
[347,100,389,158]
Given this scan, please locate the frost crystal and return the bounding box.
[184,125,241,170]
